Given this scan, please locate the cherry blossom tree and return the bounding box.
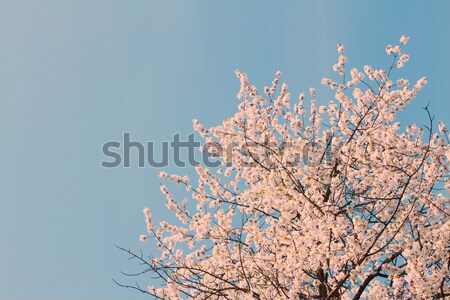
[117,36,450,299]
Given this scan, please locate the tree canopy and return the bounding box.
[119,36,450,300]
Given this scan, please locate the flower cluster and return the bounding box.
[130,36,449,300]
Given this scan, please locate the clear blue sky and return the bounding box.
[1,1,449,299]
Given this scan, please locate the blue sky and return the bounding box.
[0,1,449,299]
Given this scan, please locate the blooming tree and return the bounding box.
[118,36,450,299]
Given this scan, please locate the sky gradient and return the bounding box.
[1,1,450,299]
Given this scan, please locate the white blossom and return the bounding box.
[129,36,450,300]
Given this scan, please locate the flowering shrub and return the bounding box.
[120,36,450,299]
